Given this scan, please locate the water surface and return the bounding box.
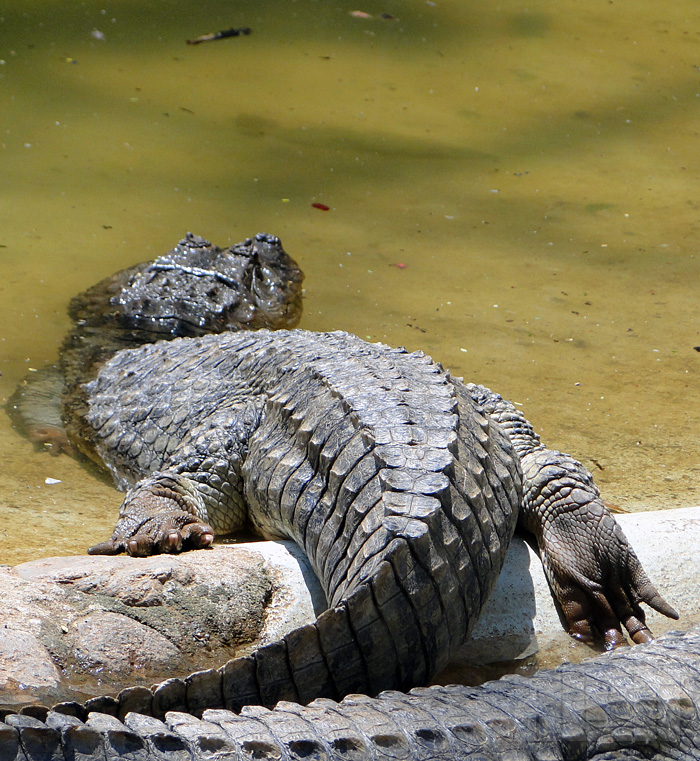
[1,0,699,564]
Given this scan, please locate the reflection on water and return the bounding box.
[1,0,698,565]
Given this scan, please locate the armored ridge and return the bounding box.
[3,627,699,760]
[53,325,674,721]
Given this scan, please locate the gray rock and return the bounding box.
[0,543,309,707]
[0,630,61,691]
[71,611,181,672]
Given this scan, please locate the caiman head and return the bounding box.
[112,232,304,336]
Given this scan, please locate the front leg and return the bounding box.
[520,448,678,649]
[88,472,215,557]
[87,404,257,557]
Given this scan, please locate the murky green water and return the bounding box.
[1,0,699,565]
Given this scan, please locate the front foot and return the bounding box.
[88,513,214,557]
[538,497,678,649]
[88,472,215,557]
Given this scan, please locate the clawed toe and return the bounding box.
[126,535,155,557]
[87,521,215,557]
[87,539,123,555]
[602,628,628,650]
[165,530,182,552]
[181,522,215,550]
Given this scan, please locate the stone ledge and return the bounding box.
[1,506,697,708]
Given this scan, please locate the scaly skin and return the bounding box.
[80,329,523,708]
[2,627,699,760]
[67,326,676,718]
[466,383,678,649]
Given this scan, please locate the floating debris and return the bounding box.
[187,27,252,45]
[350,11,398,20]
[311,202,330,211]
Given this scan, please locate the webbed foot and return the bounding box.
[26,423,74,456]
